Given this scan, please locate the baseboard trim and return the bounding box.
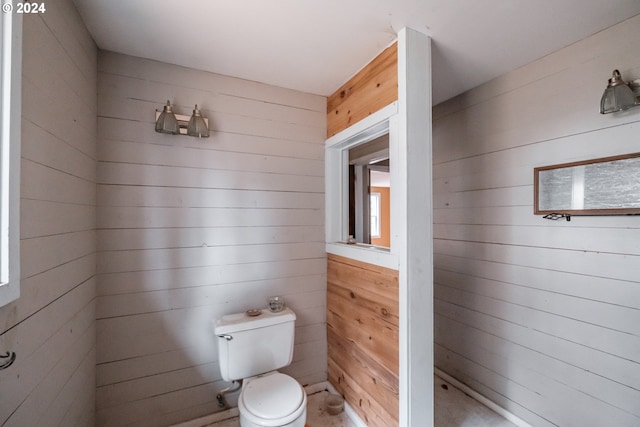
[435,368,532,427]
[304,381,329,395]
[173,374,529,427]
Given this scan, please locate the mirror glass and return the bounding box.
[348,134,390,247]
[535,153,640,215]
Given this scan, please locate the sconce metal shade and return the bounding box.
[187,105,209,138]
[600,70,638,114]
[155,100,180,134]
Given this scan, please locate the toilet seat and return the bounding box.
[239,372,306,426]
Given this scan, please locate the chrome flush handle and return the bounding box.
[217,334,233,341]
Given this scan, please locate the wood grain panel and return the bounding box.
[328,358,395,427]
[326,43,398,137]
[327,254,399,426]
[328,330,399,410]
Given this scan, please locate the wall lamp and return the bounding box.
[600,69,640,114]
[155,100,210,138]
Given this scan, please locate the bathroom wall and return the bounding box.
[327,254,399,427]
[0,2,98,426]
[325,43,401,426]
[96,52,327,426]
[326,42,397,137]
[433,14,640,427]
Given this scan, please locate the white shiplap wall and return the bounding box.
[433,15,640,427]
[0,2,97,426]
[96,52,327,426]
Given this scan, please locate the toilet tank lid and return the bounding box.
[213,307,296,335]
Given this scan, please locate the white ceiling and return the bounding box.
[72,0,640,105]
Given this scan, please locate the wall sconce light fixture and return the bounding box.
[155,100,210,137]
[600,69,640,114]
[155,101,179,134]
[187,105,209,138]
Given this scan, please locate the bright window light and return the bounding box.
[370,192,381,238]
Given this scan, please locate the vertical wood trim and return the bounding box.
[327,43,398,138]
[0,3,22,307]
[327,254,399,427]
[397,28,433,427]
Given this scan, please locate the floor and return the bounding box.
[433,376,517,427]
[206,390,353,427]
[206,375,517,427]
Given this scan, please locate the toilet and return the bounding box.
[213,307,307,427]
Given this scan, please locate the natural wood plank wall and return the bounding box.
[0,3,98,426]
[327,254,399,427]
[96,52,327,426]
[326,43,398,137]
[433,15,640,427]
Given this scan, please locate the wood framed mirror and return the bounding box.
[534,152,640,216]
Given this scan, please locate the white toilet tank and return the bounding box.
[214,307,296,381]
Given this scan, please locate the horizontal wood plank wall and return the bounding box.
[327,254,399,427]
[0,3,97,426]
[432,15,640,427]
[326,43,397,138]
[96,52,327,426]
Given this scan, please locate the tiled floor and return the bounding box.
[207,375,516,427]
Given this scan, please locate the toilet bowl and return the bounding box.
[238,372,307,427]
[213,307,307,427]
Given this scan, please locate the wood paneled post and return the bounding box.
[325,27,433,427]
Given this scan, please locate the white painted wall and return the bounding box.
[0,2,98,425]
[396,28,433,427]
[433,15,640,427]
[96,52,327,426]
